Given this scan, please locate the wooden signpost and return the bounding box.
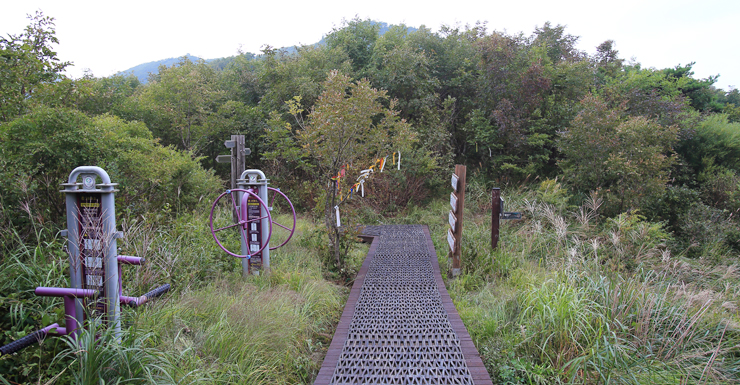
[216,135,252,222]
[491,188,522,250]
[216,135,250,190]
[448,165,466,276]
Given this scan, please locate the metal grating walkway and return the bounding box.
[314,225,492,385]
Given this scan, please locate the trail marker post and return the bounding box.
[448,165,466,277]
[216,135,251,222]
[491,188,522,250]
[491,188,501,250]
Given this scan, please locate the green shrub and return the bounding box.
[678,114,740,175]
[0,108,221,246]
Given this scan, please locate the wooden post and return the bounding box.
[219,135,247,222]
[230,135,246,190]
[449,165,466,276]
[491,188,501,249]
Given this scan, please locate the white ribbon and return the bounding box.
[360,179,365,197]
[335,205,341,227]
[398,152,401,170]
[381,157,387,172]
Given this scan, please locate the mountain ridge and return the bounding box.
[116,21,408,83]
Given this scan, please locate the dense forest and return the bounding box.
[1,11,739,384]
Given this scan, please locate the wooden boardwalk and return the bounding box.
[314,225,492,385]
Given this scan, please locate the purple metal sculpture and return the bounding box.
[267,187,297,250]
[0,166,169,356]
[210,189,273,258]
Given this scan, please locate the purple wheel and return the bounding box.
[210,189,273,258]
[267,187,297,250]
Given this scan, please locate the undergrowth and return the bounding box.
[439,179,740,384]
[2,177,739,384]
[0,204,366,384]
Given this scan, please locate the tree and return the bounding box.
[132,57,224,152]
[468,31,554,178]
[531,22,583,64]
[324,18,381,75]
[256,44,352,116]
[0,11,71,121]
[662,62,721,112]
[0,107,221,235]
[593,40,624,84]
[559,94,679,214]
[366,25,439,122]
[265,71,415,269]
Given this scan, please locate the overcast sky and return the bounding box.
[2,0,738,90]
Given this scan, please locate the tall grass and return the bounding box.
[0,227,72,384]
[4,176,739,384]
[1,199,360,384]
[438,179,740,384]
[129,212,356,384]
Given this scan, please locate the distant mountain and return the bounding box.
[117,21,414,83]
[117,54,206,83]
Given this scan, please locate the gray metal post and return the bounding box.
[236,169,270,275]
[61,166,121,338]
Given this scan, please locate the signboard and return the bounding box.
[448,211,457,232]
[450,192,458,212]
[246,195,263,271]
[447,228,455,252]
[215,155,232,163]
[77,193,106,318]
[502,212,522,220]
[451,173,459,192]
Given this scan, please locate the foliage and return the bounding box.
[266,71,416,269]
[678,114,740,175]
[0,228,71,383]
[324,18,381,75]
[558,94,679,215]
[0,11,71,121]
[0,107,221,243]
[132,57,225,153]
[256,44,353,117]
[438,188,739,384]
[661,62,722,112]
[3,14,740,384]
[54,319,160,384]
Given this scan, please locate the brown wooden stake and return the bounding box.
[491,188,501,249]
[451,165,466,275]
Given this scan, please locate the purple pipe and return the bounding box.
[117,255,144,265]
[41,323,66,336]
[35,287,98,339]
[35,287,98,298]
[120,295,147,307]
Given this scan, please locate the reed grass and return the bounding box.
[437,179,740,384]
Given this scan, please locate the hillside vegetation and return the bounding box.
[1,12,739,384]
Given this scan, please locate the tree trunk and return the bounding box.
[324,181,342,269]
